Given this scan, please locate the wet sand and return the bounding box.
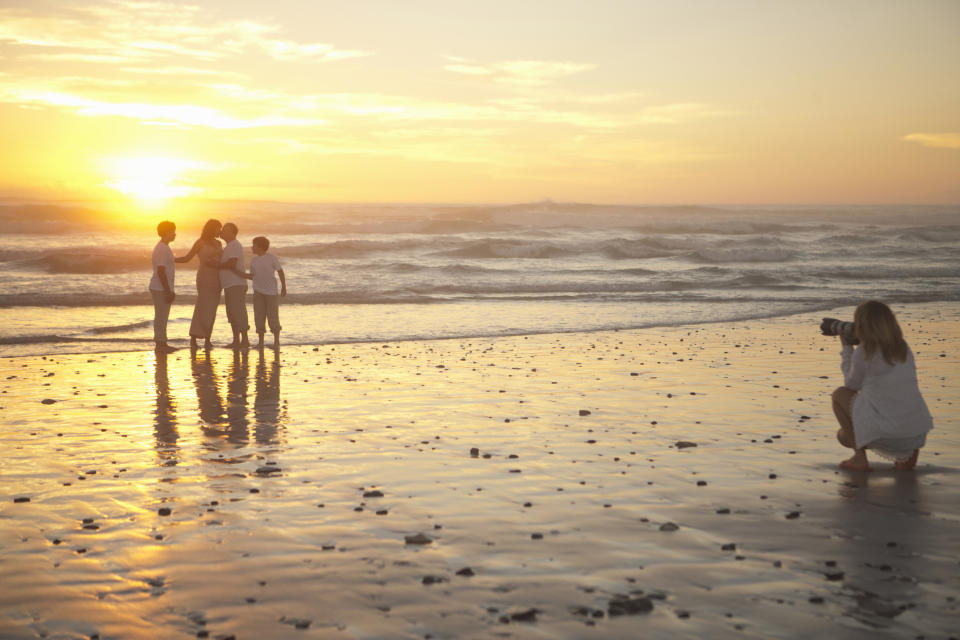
[1,304,958,639]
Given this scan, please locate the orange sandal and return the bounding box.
[893,449,919,471]
[839,459,873,472]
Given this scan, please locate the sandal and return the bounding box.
[839,459,873,472]
[893,449,919,471]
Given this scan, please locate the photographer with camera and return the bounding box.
[824,301,933,471]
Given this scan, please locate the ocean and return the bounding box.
[1,201,958,357]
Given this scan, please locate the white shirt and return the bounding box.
[219,239,247,289]
[250,253,282,295]
[149,241,175,292]
[842,344,934,448]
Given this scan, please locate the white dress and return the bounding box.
[842,344,933,459]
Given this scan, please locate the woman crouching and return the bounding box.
[832,301,933,471]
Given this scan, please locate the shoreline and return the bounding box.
[3,300,957,359]
[1,303,957,638]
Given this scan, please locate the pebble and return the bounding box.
[675,441,697,448]
[13,497,30,503]
[363,490,384,498]
[579,409,591,416]
[509,608,539,622]
[422,575,447,585]
[456,567,475,577]
[158,507,172,516]
[608,597,654,616]
[41,399,57,404]
[785,511,800,519]
[404,533,433,545]
[659,522,679,532]
[279,617,311,629]
[254,466,281,476]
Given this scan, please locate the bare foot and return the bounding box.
[204,339,213,350]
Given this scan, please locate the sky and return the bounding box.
[1,0,958,206]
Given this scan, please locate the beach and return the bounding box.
[1,303,957,639]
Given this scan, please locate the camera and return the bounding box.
[820,317,858,345]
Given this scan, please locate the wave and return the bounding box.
[693,247,798,263]
[87,319,154,334]
[32,252,148,274]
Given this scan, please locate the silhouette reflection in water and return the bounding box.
[189,348,285,446]
[254,348,286,444]
[191,350,228,439]
[153,351,179,465]
[226,350,250,444]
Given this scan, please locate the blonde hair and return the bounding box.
[854,300,907,365]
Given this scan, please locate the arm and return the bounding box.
[278,268,286,296]
[175,240,201,263]
[219,257,238,271]
[841,342,866,390]
[156,266,175,303]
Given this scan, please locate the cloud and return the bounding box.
[902,133,960,150]
[445,58,596,86]
[0,1,371,69]
[7,89,326,129]
[262,40,371,62]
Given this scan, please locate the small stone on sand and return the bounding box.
[608,597,654,616]
[404,533,433,545]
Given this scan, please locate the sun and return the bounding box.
[103,155,204,204]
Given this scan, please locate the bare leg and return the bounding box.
[832,386,871,471]
[239,330,249,348]
[272,331,280,348]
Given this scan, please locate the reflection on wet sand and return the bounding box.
[254,348,286,444]
[191,350,226,436]
[832,471,930,630]
[225,350,249,444]
[153,351,178,465]
[188,349,285,446]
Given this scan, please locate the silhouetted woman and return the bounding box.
[832,300,934,471]
[176,219,223,350]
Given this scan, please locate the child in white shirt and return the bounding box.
[149,220,177,352]
[246,236,286,348]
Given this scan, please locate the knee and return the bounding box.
[836,428,854,448]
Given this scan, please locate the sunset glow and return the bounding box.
[103,155,204,204]
[0,1,958,204]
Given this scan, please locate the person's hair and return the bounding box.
[156,220,175,237]
[253,236,269,250]
[200,219,222,242]
[222,222,238,235]
[854,300,907,365]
